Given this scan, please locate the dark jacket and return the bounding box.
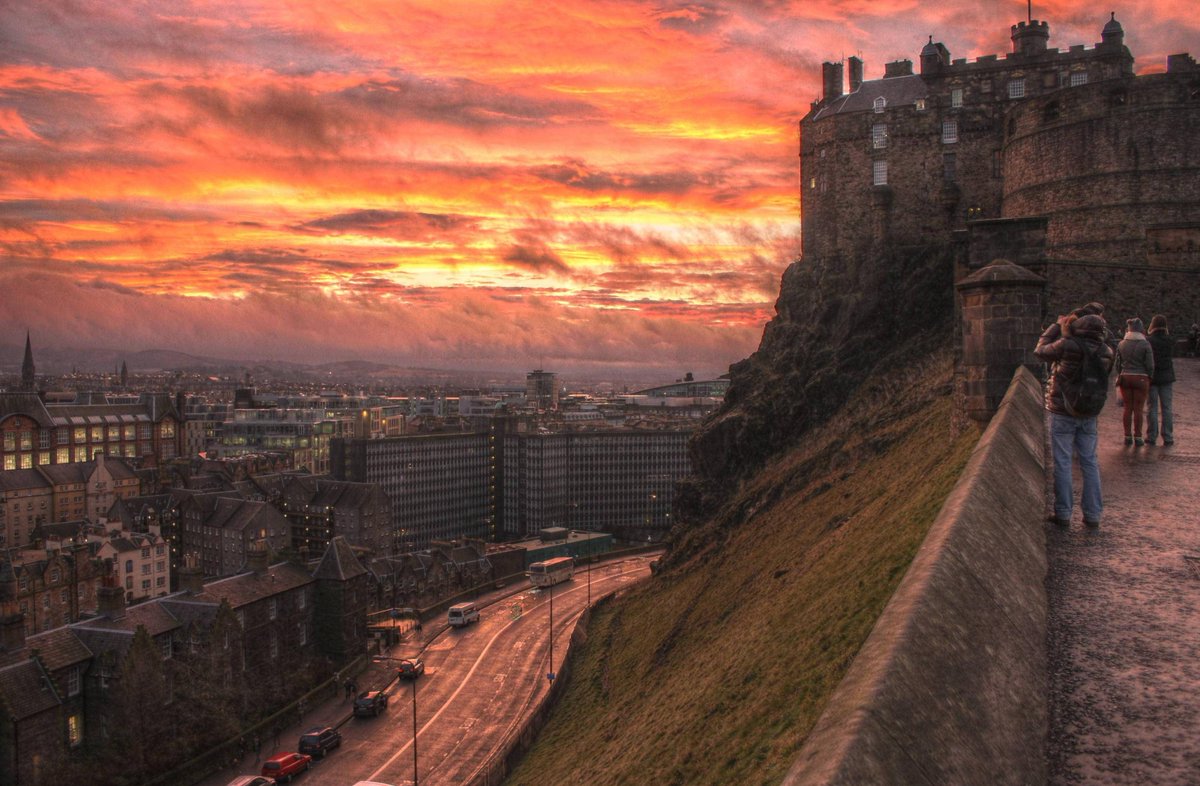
[1147,330,1176,385]
[1034,314,1115,416]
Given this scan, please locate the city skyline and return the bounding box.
[2,1,1196,375]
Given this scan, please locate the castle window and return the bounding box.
[951,88,963,108]
[1070,71,1088,87]
[993,150,1003,177]
[1043,101,1060,122]
[872,160,888,186]
[942,119,958,144]
[871,123,888,149]
[1008,78,1026,99]
[67,713,83,748]
[809,177,816,189]
[943,153,957,182]
[915,98,927,111]
[873,96,886,113]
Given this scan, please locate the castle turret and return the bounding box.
[1100,12,1124,49]
[1011,20,1050,56]
[920,37,950,75]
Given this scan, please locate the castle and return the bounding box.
[800,13,1200,325]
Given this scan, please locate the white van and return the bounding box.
[447,602,479,627]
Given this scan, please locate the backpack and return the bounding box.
[1062,338,1109,417]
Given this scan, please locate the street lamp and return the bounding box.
[374,656,420,786]
[547,582,555,685]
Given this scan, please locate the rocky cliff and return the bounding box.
[668,244,959,564]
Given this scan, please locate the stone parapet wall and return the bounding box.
[783,366,1047,786]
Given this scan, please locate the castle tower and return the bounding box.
[1011,20,1050,56]
[1100,12,1124,49]
[20,332,35,391]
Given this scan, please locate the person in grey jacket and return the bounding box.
[1114,317,1155,446]
[1146,314,1176,446]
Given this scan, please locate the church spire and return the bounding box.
[20,331,35,391]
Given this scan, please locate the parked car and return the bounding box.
[226,778,274,786]
[297,726,342,758]
[261,751,312,783]
[353,689,389,717]
[397,657,425,679]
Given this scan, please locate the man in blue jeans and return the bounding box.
[1034,311,1115,528]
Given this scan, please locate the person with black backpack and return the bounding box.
[1113,317,1155,447]
[1035,311,1115,529]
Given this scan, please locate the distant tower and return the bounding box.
[120,360,128,388]
[525,369,559,411]
[20,332,35,391]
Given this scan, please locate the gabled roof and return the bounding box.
[26,628,92,672]
[0,468,52,493]
[0,659,59,721]
[73,599,181,639]
[810,73,929,120]
[183,562,313,608]
[312,536,367,581]
[0,392,54,428]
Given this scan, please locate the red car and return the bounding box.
[261,751,312,783]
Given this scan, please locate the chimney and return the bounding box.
[0,614,26,653]
[848,56,864,92]
[821,61,844,101]
[179,554,205,594]
[246,542,270,575]
[883,59,913,78]
[97,579,126,621]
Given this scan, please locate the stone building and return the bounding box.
[801,14,1200,324]
[280,476,392,559]
[0,543,106,637]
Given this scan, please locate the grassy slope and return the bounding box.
[508,350,979,785]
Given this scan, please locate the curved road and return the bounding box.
[211,555,655,786]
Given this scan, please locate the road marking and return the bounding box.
[366,561,651,782]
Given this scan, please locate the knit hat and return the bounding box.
[1127,317,1145,334]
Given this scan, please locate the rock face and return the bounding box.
[671,245,958,555]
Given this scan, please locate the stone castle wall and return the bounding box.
[1003,73,1200,266]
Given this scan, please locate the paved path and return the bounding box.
[1047,357,1200,785]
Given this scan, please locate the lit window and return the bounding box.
[951,88,963,108]
[942,119,958,144]
[1008,78,1026,99]
[871,123,888,149]
[1070,71,1088,87]
[873,96,886,113]
[872,159,888,186]
[67,714,83,748]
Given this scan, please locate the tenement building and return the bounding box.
[801,13,1200,321]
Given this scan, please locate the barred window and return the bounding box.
[951,88,963,108]
[871,123,888,149]
[1008,78,1026,99]
[872,160,888,186]
[942,119,958,144]
[1070,71,1088,87]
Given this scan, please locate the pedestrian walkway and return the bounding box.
[1046,357,1200,784]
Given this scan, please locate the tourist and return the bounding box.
[1114,317,1154,446]
[1035,311,1115,528]
[1146,314,1176,446]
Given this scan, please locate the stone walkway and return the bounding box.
[1046,357,1200,784]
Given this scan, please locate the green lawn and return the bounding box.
[507,351,978,786]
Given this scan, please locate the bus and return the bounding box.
[527,556,575,588]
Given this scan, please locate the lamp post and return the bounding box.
[373,656,419,786]
[547,582,555,685]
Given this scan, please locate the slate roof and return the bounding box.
[0,469,51,493]
[312,536,367,581]
[25,628,92,672]
[810,73,929,120]
[184,562,313,608]
[0,659,59,721]
[206,498,285,533]
[0,393,54,428]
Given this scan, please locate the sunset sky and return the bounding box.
[2,1,1196,377]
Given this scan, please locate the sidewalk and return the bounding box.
[1046,357,1200,784]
